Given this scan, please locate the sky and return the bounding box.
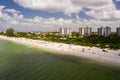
[0,0,120,32]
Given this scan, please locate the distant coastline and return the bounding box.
[0,35,120,66]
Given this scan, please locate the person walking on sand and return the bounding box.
[82,48,85,52]
[69,44,72,49]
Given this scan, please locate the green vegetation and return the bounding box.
[40,34,120,49]
[65,36,120,49]
[0,39,120,80]
[0,28,120,49]
[5,28,14,36]
[0,32,4,35]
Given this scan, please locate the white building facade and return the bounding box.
[79,27,92,37]
[98,26,111,37]
[59,27,65,35]
[98,27,104,36]
[59,27,71,36]
[117,27,120,37]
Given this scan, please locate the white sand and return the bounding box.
[0,35,120,65]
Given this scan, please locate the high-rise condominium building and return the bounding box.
[79,27,92,37]
[117,27,120,37]
[59,27,65,35]
[98,26,111,37]
[59,27,71,36]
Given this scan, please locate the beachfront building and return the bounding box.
[59,27,71,36]
[79,27,92,37]
[64,27,71,36]
[59,27,65,35]
[117,27,120,37]
[34,31,41,35]
[98,27,104,36]
[98,26,111,37]
[40,32,54,36]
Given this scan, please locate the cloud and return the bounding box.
[13,0,82,16]
[84,0,120,21]
[0,1,120,32]
[115,0,120,2]
[2,9,20,14]
[13,0,118,18]
[0,5,74,31]
[0,5,5,10]
[71,0,109,8]
[86,9,120,20]
[13,0,120,22]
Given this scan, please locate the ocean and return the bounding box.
[0,39,120,80]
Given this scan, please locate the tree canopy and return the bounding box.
[6,28,14,36]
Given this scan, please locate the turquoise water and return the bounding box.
[0,39,120,80]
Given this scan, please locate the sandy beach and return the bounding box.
[0,35,120,66]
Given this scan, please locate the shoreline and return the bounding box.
[0,35,120,66]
